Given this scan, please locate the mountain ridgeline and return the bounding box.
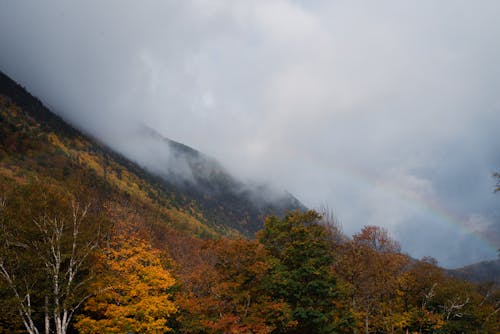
[0,70,302,237]
[447,259,500,286]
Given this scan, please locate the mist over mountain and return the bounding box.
[125,124,305,235]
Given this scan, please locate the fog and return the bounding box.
[1,0,499,267]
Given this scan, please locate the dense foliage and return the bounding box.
[1,184,498,333]
[258,211,353,333]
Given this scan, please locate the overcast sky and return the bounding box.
[1,0,499,268]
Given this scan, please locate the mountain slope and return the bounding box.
[134,125,304,235]
[446,258,500,285]
[0,71,303,236]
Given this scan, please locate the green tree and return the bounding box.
[258,210,351,334]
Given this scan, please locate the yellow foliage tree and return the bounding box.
[75,232,177,333]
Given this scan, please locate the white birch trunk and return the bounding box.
[1,201,97,334]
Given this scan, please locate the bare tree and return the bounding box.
[441,296,470,321]
[0,199,100,334]
[317,205,346,245]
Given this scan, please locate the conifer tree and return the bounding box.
[258,210,351,334]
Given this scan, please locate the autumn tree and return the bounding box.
[206,239,295,334]
[476,282,500,333]
[397,256,500,333]
[258,210,352,334]
[399,257,447,333]
[336,225,410,334]
[74,229,177,333]
[170,236,294,334]
[0,181,104,334]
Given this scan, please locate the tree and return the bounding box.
[258,210,352,334]
[207,239,295,334]
[0,181,104,334]
[494,172,500,192]
[171,237,295,334]
[336,226,410,334]
[74,229,177,333]
[401,257,447,333]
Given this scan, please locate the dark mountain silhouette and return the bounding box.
[446,258,500,285]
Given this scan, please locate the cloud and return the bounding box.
[1,0,499,267]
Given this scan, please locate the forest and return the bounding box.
[0,181,499,333]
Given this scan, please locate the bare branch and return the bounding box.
[1,198,99,334]
[441,296,470,321]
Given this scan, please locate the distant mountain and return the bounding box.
[0,70,303,237]
[446,258,500,285]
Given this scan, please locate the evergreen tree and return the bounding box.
[258,210,351,334]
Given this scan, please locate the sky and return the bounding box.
[1,0,499,268]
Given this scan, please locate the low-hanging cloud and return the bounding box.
[1,0,499,267]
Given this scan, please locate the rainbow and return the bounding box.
[317,158,499,253]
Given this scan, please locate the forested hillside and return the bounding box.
[0,71,302,236]
[0,72,499,333]
[135,125,304,236]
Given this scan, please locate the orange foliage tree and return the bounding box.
[74,230,177,333]
[336,225,410,334]
[173,238,295,334]
[206,239,295,333]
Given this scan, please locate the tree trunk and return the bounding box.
[45,296,49,334]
